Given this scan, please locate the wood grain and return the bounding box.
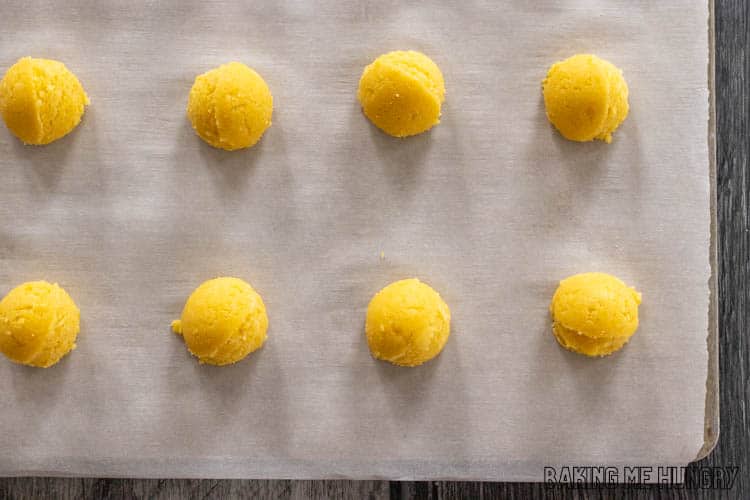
[0,1,746,498]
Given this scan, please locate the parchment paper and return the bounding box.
[0,0,711,481]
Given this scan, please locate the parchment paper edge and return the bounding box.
[695,0,720,462]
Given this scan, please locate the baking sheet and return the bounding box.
[0,0,712,481]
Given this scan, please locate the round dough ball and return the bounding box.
[542,54,628,143]
[365,278,451,367]
[171,277,268,365]
[0,57,89,145]
[0,281,80,368]
[550,272,641,357]
[187,62,273,151]
[357,50,445,137]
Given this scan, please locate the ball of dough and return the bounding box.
[0,281,80,367]
[171,277,268,365]
[357,50,445,137]
[542,54,628,143]
[550,272,641,357]
[365,278,451,367]
[0,57,89,145]
[187,62,273,151]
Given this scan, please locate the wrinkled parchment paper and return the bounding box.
[0,0,711,481]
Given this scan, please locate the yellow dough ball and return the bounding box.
[0,281,80,368]
[187,62,273,151]
[171,277,268,365]
[542,54,628,143]
[357,50,445,137]
[0,57,89,145]
[550,272,641,357]
[365,278,451,367]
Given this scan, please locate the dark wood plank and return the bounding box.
[688,4,750,500]
[1,1,746,499]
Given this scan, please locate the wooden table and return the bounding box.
[1,1,747,498]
